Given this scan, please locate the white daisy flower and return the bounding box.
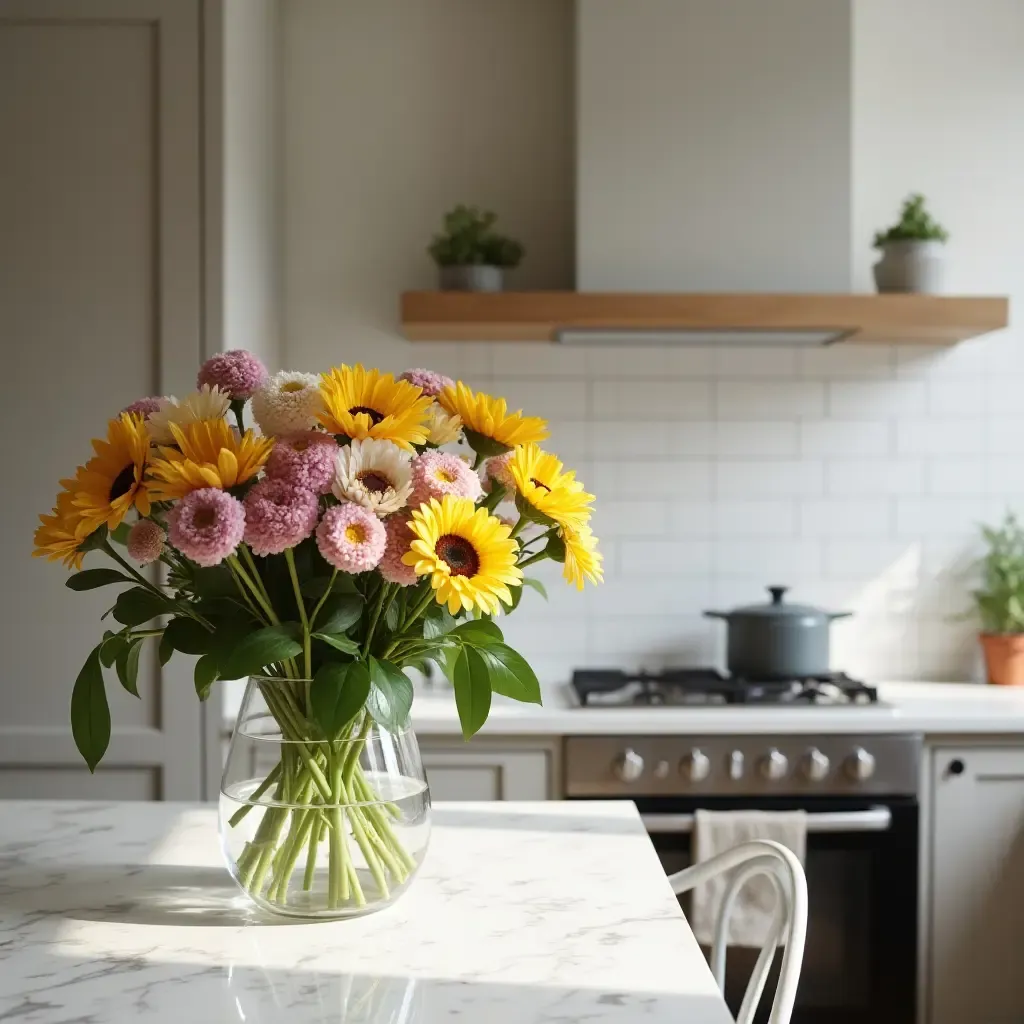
[332,438,413,516]
[148,385,231,445]
[424,404,463,447]
[251,370,323,437]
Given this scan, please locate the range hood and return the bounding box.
[401,1,1009,347]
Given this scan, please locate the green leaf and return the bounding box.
[476,643,542,704]
[218,625,303,680]
[158,631,174,667]
[109,522,131,545]
[301,574,358,599]
[423,605,458,639]
[313,632,361,655]
[452,619,504,646]
[163,617,211,656]
[112,587,168,627]
[452,646,491,739]
[522,577,548,600]
[367,657,414,731]
[311,661,371,738]
[99,630,126,669]
[315,594,363,634]
[385,596,402,630]
[115,637,143,698]
[66,568,130,592]
[70,648,110,772]
[194,654,220,701]
[190,565,237,599]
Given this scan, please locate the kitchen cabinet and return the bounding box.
[928,746,1024,1024]
[418,738,559,801]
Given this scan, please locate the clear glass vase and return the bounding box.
[219,675,431,919]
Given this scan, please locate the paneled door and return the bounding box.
[0,0,206,798]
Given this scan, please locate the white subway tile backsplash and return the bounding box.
[798,346,895,380]
[714,348,797,378]
[799,420,890,457]
[895,498,992,538]
[587,421,673,457]
[592,459,713,498]
[491,343,579,379]
[666,421,717,457]
[927,458,988,496]
[716,460,825,498]
[714,500,797,537]
[619,540,714,576]
[715,539,822,578]
[496,378,588,420]
[668,500,716,536]
[714,421,800,457]
[798,499,890,538]
[823,539,918,578]
[895,418,987,456]
[589,500,670,538]
[716,380,826,420]
[826,459,926,496]
[590,379,712,420]
[827,379,928,418]
[928,377,988,415]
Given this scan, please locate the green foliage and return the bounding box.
[367,657,414,731]
[311,661,371,739]
[111,587,169,627]
[115,637,143,698]
[873,193,949,248]
[315,594,364,634]
[427,204,524,269]
[218,625,303,680]
[66,568,130,591]
[194,655,219,701]
[70,648,109,773]
[313,632,361,655]
[452,646,492,739]
[163,617,211,656]
[973,513,1024,634]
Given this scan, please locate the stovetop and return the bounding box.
[571,668,880,708]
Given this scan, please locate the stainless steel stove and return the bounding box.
[565,668,919,1024]
[571,667,881,707]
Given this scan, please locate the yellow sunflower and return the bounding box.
[70,413,152,537]
[508,443,595,530]
[318,364,432,451]
[33,490,87,570]
[147,418,273,500]
[437,382,548,456]
[560,523,604,590]
[403,496,523,615]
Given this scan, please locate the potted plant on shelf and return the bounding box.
[428,204,524,292]
[872,193,949,294]
[973,513,1024,686]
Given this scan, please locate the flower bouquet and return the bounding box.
[32,351,602,918]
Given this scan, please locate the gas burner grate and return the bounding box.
[571,668,878,708]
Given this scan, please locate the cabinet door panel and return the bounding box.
[420,747,550,802]
[930,747,1024,1024]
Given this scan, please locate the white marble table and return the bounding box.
[0,800,732,1023]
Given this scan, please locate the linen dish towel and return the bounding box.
[689,809,807,948]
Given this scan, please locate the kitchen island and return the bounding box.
[0,800,732,1024]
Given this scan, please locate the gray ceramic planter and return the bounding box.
[872,240,947,294]
[438,265,504,292]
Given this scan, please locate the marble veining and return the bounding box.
[0,800,732,1023]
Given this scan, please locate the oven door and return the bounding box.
[635,795,918,1024]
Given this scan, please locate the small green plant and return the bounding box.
[428,205,524,268]
[973,513,1024,634]
[873,193,949,248]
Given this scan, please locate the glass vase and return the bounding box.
[219,675,431,919]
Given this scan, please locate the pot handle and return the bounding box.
[829,611,854,620]
[703,610,729,620]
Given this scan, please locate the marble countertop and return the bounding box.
[410,680,1024,737]
[0,800,731,1024]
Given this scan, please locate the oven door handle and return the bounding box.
[640,806,893,834]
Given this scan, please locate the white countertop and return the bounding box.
[411,681,1024,736]
[0,800,731,1024]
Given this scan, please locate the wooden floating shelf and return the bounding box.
[400,291,1009,346]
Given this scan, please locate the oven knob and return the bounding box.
[759,748,789,781]
[801,747,831,782]
[845,746,876,782]
[614,748,645,782]
[680,748,711,782]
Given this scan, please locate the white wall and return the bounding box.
[578,0,852,292]
[281,0,1024,685]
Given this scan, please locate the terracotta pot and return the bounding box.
[980,633,1024,686]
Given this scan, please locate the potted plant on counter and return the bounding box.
[973,513,1024,686]
[429,204,524,292]
[872,193,949,294]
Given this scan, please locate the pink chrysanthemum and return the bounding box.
[243,478,319,556]
[485,452,515,491]
[409,450,483,509]
[121,396,162,419]
[265,432,337,495]
[398,368,454,398]
[378,513,418,586]
[126,519,166,565]
[197,349,268,400]
[167,488,245,567]
[316,502,386,574]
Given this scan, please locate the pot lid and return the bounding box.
[727,586,834,623]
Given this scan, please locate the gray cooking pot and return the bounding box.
[703,586,852,680]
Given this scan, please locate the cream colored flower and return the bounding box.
[425,404,463,446]
[148,385,231,444]
[332,437,413,517]
[251,370,323,436]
